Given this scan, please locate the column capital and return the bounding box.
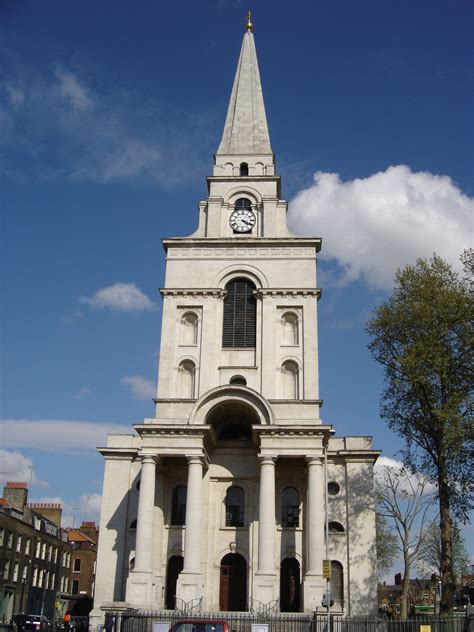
[186,455,204,466]
[258,455,277,466]
[306,455,323,466]
[139,453,159,465]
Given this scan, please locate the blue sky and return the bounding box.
[1,1,472,559]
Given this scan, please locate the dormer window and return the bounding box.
[240,162,249,176]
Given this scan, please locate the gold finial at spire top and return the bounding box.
[246,11,253,32]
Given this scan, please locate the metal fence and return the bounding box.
[118,612,470,632]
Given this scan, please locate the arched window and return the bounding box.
[281,487,299,528]
[281,360,299,399]
[223,278,256,348]
[234,198,252,212]
[225,486,245,527]
[180,312,198,345]
[178,360,195,398]
[229,375,247,386]
[239,162,249,176]
[171,485,187,526]
[282,312,298,345]
[328,521,345,533]
[331,561,344,606]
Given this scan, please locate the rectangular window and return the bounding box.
[33,566,38,586]
[7,532,13,549]
[54,547,58,563]
[36,540,41,558]
[13,563,19,582]
[41,542,46,559]
[0,528,4,546]
[22,565,28,581]
[3,559,10,579]
[16,536,22,553]
[72,579,80,595]
[25,539,31,555]
[73,558,81,572]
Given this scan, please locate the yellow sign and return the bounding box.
[420,626,431,632]
[322,559,331,579]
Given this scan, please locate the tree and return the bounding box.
[366,253,474,611]
[416,523,470,582]
[376,465,436,618]
[375,511,398,576]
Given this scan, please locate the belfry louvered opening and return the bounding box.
[222,278,256,348]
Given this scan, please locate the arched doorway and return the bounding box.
[219,553,247,611]
[165,555,183,609]
[280,557,301,612]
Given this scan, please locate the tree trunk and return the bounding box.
[438,455,455,612]
[400,553,411,619]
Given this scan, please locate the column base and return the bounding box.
[302,574,326,612]
[176,571,203,606]
[125,571,163,608]
[253,572,278,607]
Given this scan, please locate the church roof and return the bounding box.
[216,29,272,156]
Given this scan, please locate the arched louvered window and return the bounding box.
[171,485,187,526]
[239,163,249,176]
[223,278,256,348]
[281,487,299,528]
[225,486,245,527]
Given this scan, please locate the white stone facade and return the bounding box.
[91,26,379,620]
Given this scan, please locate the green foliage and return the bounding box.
[366,252,473,611]
[366,253,473,520]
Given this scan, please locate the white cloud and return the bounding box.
[0,419,130,453]
[73,386,91,400]
[0,450,47,487]
[79,282,155,312]
[288,165,474,290]
[54,68,93,112]
[374,456,437,495]
[5,85,24,108]
[121,375,155,401]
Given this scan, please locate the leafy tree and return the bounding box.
[366,253,474,611]
[375,511,398,576]
[376,465,436,618]
[416,523,470,582]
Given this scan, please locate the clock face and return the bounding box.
[229,208,256,233]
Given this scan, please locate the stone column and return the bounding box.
[306,456,325,573]
[254,456,277,604]
[257,456,276,573]
[182,456,203,573]
[134,454,156,573]
[176,456,204,603]
[303,455,326,610]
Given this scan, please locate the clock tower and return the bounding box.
[92,16,379,618]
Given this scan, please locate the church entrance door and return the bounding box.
[219,553,247,611]
[280,557,301,612]
[165,555,183,609]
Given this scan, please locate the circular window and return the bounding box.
[328,482,340,496]
[230,375,247,386]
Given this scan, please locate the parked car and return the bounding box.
[169,622,229,632]
[12,616,52,632]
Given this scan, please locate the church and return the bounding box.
[92,17,379,618]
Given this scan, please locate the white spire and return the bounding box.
[216,30,272,156]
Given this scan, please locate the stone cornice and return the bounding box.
[253,424,332,436]
[133,424,212,438]
[335,450,382,463]
[257,288,322,299]
[162,237,322,252]
[160,288,226,298]
[160,288,322,299]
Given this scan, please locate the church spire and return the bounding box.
[216,17,272,156]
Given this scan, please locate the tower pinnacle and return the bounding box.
[246,11,253,32]
[216,23,272,156]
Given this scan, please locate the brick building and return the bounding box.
[0,482,72,623]
[68,522,98,616]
